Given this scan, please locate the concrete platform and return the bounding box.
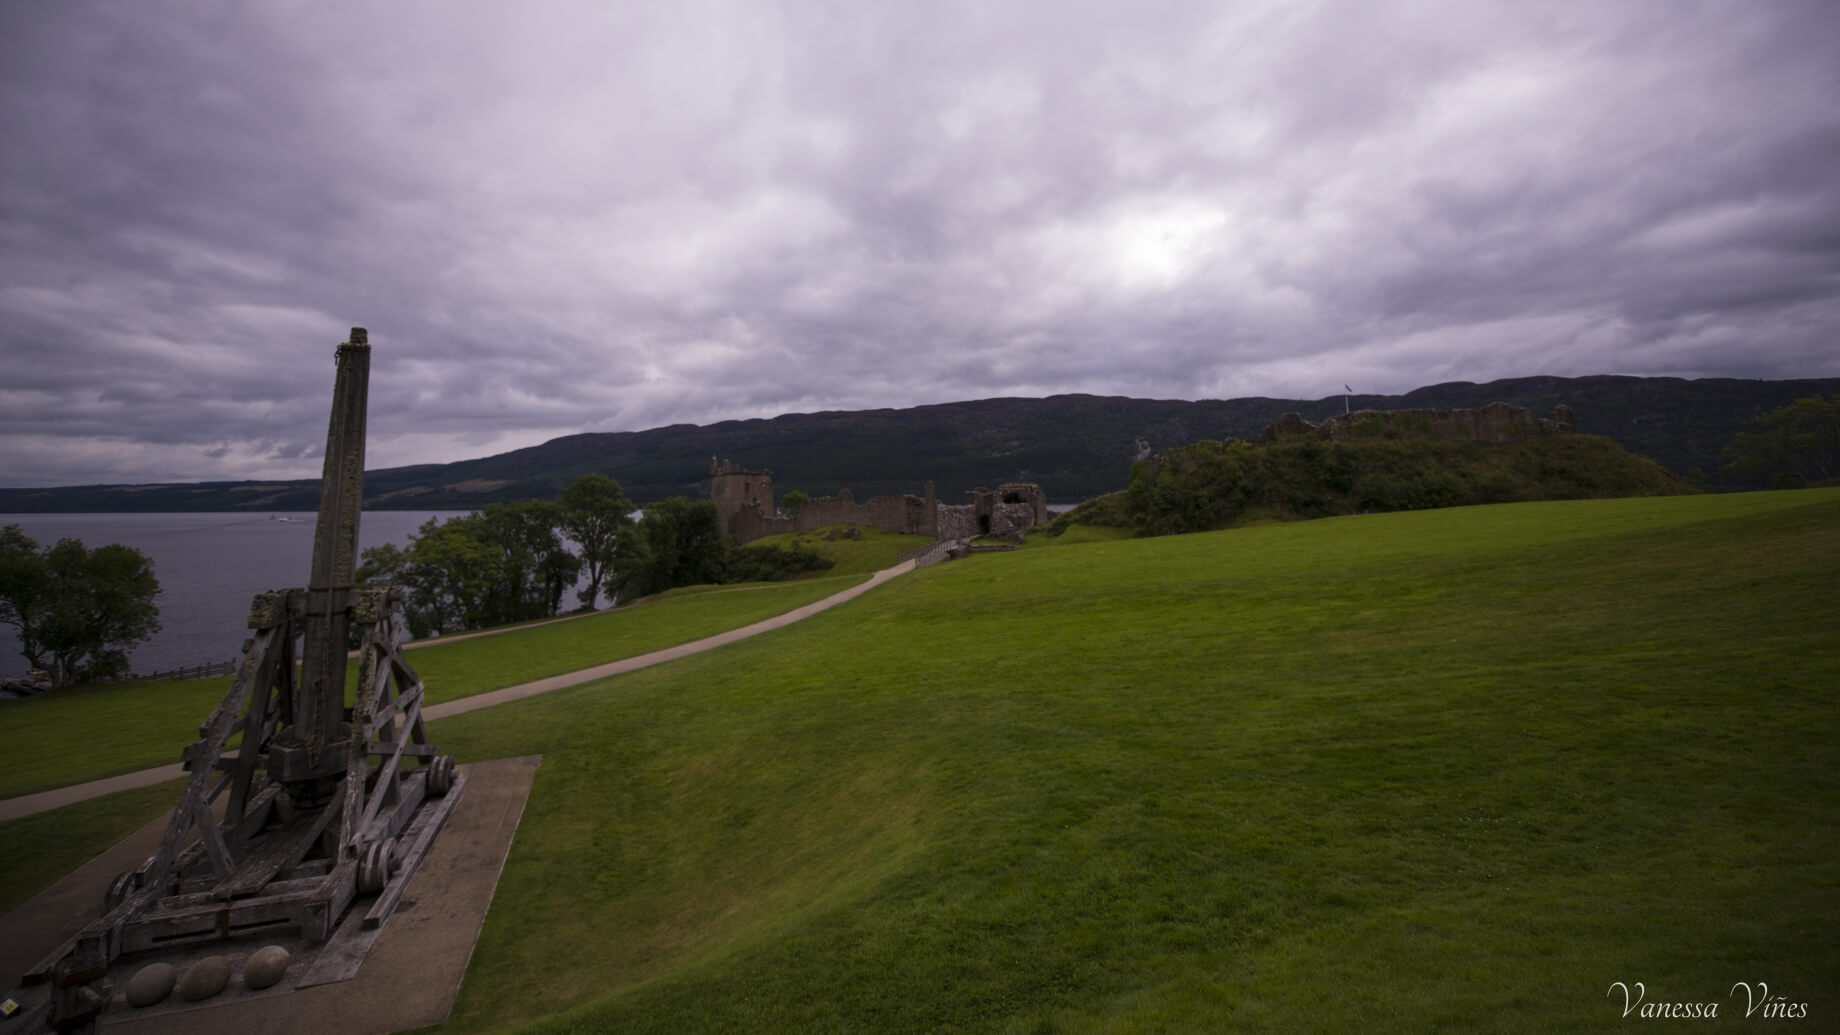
[1,756,540,1035]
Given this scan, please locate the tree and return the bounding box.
[605,527,653,605]
[558,474,637,609]
[397,515,498,635]
[621,497,727,597]
[476,501,579,623]
[1722,394,1840,487]
[359,503,582,637]
[0,525,162,686]
[779,489,810,518]
[355,540,438,640]
[354,541,409,588]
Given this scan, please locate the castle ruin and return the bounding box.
[711,458,1049,545]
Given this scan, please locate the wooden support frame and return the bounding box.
[32,330,469,1033]
[27,588,461,991]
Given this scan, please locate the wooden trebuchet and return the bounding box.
[29,329,466,1032]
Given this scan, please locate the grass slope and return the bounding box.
[0,576,866,799]
[0,781,181,916]
[403,489,1838,1032]
[2,491,1832,1031]
[744,523,936,575]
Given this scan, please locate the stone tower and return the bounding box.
[710,458,775,528]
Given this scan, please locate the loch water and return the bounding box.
[0,511,472,679]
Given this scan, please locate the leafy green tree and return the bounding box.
[1722,394,1840,487]
[386,516,495,636]
[0,525,162,686]
[778,489,810,518]
[559,474,637,609]
[360,502,581,637]
[605,527,652,605]
[622,497,727,597]
[352,540,405,645]
[477,501,578,622]
[354,541,409,588]
[355,539,447,640]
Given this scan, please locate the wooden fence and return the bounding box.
[136,659,239,682]
[896,539,961,569]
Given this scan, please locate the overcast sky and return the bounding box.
[3,1,1837,487]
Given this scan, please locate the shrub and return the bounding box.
[726,543,835,582]
[1123,430,1690,535]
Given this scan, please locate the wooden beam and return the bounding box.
[224,640,282,823]
[146,628,276,890]
[363,771,465,929]
[216,800,339,899]
[356,698,418,835]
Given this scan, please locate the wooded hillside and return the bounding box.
[3,375,1832,512]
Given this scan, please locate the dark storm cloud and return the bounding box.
[3,0,1838,486]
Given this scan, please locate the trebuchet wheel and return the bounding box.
[358,841,395,896]
[427,755,456,797]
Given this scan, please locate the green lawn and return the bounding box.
[1033,522,1134,546]
[0,575,867,799]
[747,523,936,575]
[423,488,1839,1032]
[0,780,182,916]
[3,490,1835,1032]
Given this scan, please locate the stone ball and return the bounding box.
[125,962,176,1008]
[178,955,231,1001]
[243,945,291,990]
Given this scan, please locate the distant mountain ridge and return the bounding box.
[3,375,1834,513]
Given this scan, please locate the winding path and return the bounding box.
[0,561,915,823]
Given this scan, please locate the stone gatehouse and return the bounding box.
[711,458,1049,545]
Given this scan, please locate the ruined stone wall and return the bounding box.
[933,485,1045,543]
[726,505,797,544]
[936,503,978,541]
[791,489,930,536]
[997,482,1050,528]
[989,502,1036,541]
[712,457,1043,545]
[723,486,941,544]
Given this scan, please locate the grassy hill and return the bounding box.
[4,375,1834,512]
[3,490,1834,1031]
[744,524,936,576]
[1062,425,1694,536]
[434,489,1838,1032]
